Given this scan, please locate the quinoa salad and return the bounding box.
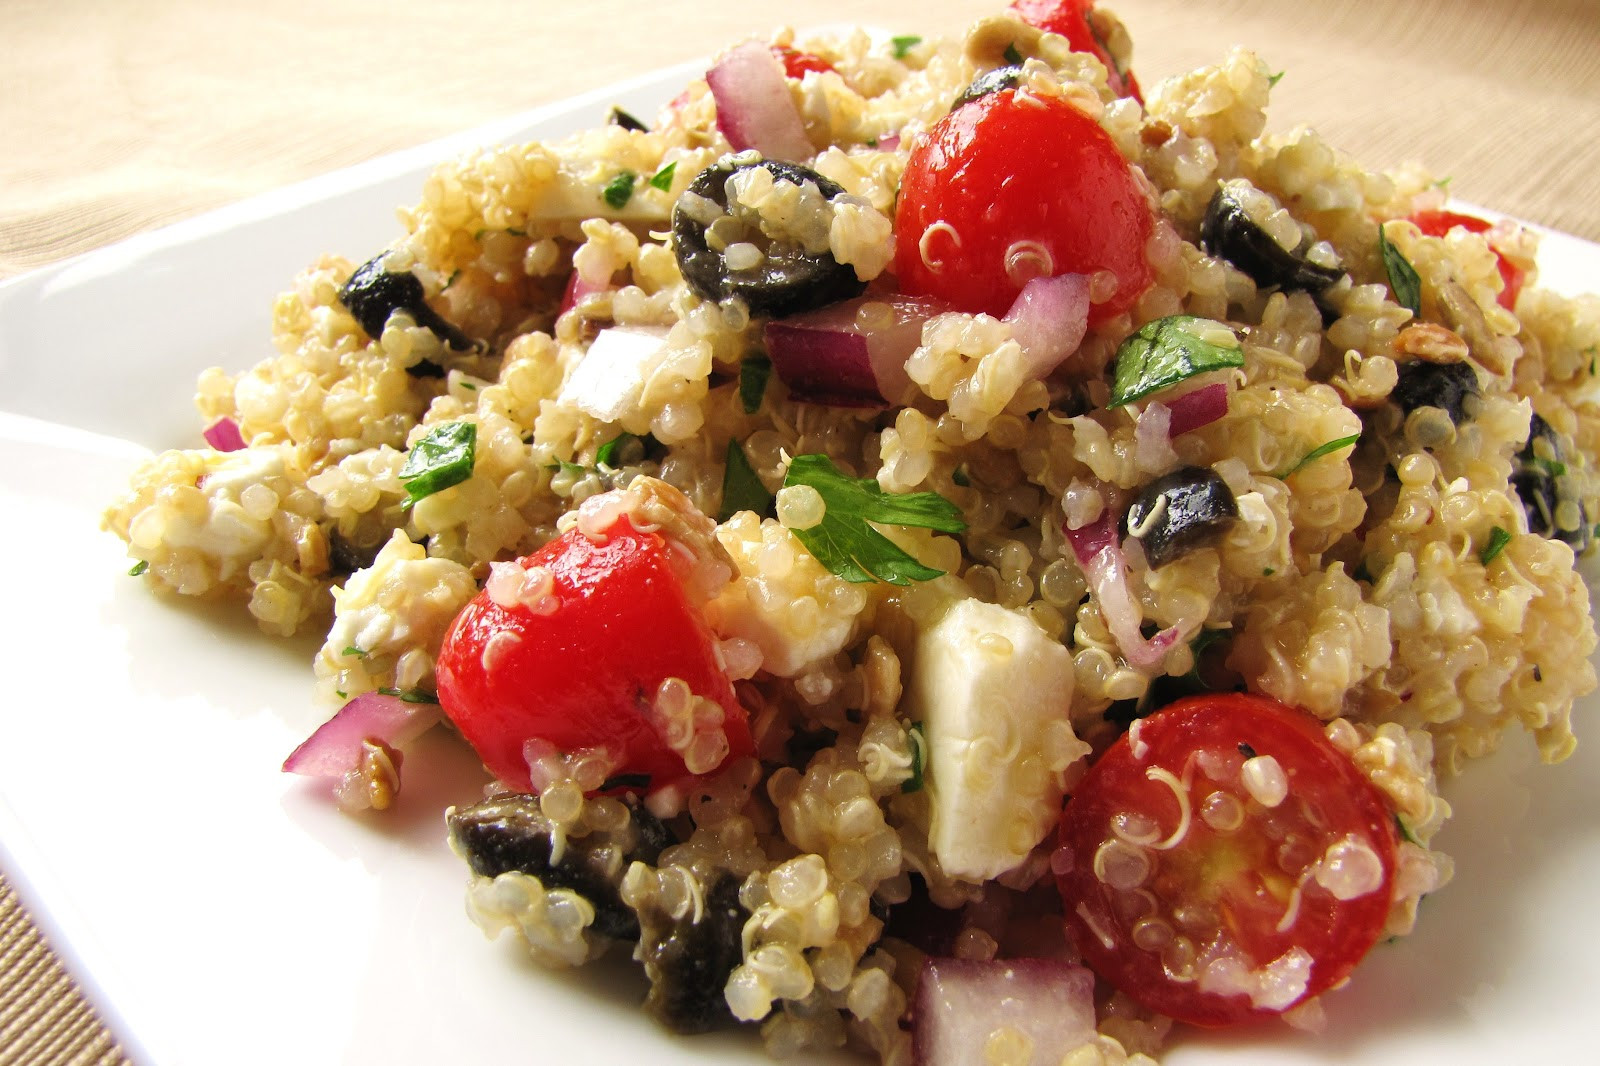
[103,2,1600,1063]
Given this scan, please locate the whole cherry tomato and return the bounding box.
[894,88,1154,325]
[1410,209,1525,311]
[436,514,753,795]
[1055,693,1398,1027]
[1010,0,1144,101]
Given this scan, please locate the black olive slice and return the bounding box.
[635,872,748,1033]
[1391,360,1479,424]
[1200,181,1345,296]
[1124,465,1240,569]
[951,65,1022,110]
[339,253,477,355]
[671,158,867,318]
[1513,413,1590,551]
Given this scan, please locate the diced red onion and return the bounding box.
[706,41,814,161]
[876,132,902,151]
[912,957,1097,1066]
[282,692,440,779]
[1164,382,1229,438]
[764,294,947,406]
[559,269,613,315]
[1002,273,1090,380]
[1065,512,1182,670]
[203,417,247,452]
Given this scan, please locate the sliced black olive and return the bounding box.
[951,65,1022,110]
[608,105,649,132]
[1513,413,1590,551]
[1123,465,1240,569]
[446,793,669,941]
[671,158,867,317]
[635,872,748,1033]
[327,528,383,576]
[339,253,477,356]
[1391,360,1479,424]
[1200,181,1345,297]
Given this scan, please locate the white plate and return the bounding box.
[2,59,1599,1066]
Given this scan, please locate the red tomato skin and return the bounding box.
[772,45,835,79]
[1009,0,1144,102]
[1410,209,1525,310]
[1055,693,1399,1027]
[435,518,752,793]
[894,89,1153,325]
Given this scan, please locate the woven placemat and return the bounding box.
[2,0,1597,1063]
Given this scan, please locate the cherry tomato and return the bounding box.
[772,44,835,80]
[1010,0,1144,101]
[894,89,1153,325]
[1055,694,1398,1027]
[435,516,753,794]
[1410,209,1524,311]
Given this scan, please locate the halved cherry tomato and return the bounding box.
[1055,694,1397,1027]
[894,89,1153,326]
[1410,209,1525,311]
[435,515,753,794]
[772,44,835,80]
[1010,0,1144,101]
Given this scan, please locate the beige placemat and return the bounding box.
[3,1,1597,1063]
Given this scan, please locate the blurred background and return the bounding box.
[2,0,1597,1062]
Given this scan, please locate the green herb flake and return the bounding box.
[443,269,461,291]
[1108,314,1245,408]
[335,690,348,700]
[1532,456,1568,478]
[549,457,589,481]
[1263,567,1275,576]
[602,170,637,210]
[596,431,650,469]
[739,354,772,414]
[952,464,971,488]
[399,420,477,508]
[1268,70,1286,86]
[342,645,367,659]
[1003,42,1023,65]
[1395,814,1421,846]
[377,687,440,705]
[1274,433,1360,479]
[648,161,677,192]
[783,453,966,585]
[720,439,775,522]
[891,34,923,59]
[1378,224,1422,316]
[902,722,927,793]
[1480,525,1513,566]
[128,560,149,577]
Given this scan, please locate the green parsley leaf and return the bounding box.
[1263,567,1276,576]
[891,34,922,59]
[1532,456,1568,478]
[335,690,348,700]
[1108,315,1245,408]
[597,431,655,469]
[1378,224,1422,315]
[1002,42,1023,65]
[783,453,966,585]
[548,457,589,481]
[951,464,971,488]
[1268,70,1286,86]
[377,687,440,705]
[648,161,677,192]
[602,170,637,210]
[399,421,476,508]
[720,440,775,522]
[128,560,149,577]
[1274,433,1360,479]
[1480,525,1513,566]
[1395,814,1421,847]
[739,354,772,414]
[342,645,368,658]
[902,722,927,793]
[443,269,461,291]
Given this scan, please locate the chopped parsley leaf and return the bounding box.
[891,34,922,59]
[720,439,775,522]
[1480,526,1513,566]
[1002,42,1023,65]
[952,464,971,488]
[1274,433,1361,479]
[739,354,772,414]
[342,645,367,658]
[335,690,348,700]
[603,170,637,209]
[548,457,590,481]
[596,431,656,469]
[128,560,149,577]
[399,421,476,508]
[1108,315,1244,408]
[1263,567,1275,576]
[648,161,677,192]
[1378,224,1422,315]
[1268,70,1286,86]
[783,453,966,585]
[902,722,927,793]
[377,687,439,705]
[1395,814,1421,846]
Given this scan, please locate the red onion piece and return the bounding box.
[706,41,814,161]
[558,269,614,315]
[876,131,902,151]
[912,957,1096,1066]
[1065,511,1182,670]
[282,692,440,779]
[1164,382,1229,438]
[1002,273,1090,380]
[765,293,947,406]
[203,417,247,452]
